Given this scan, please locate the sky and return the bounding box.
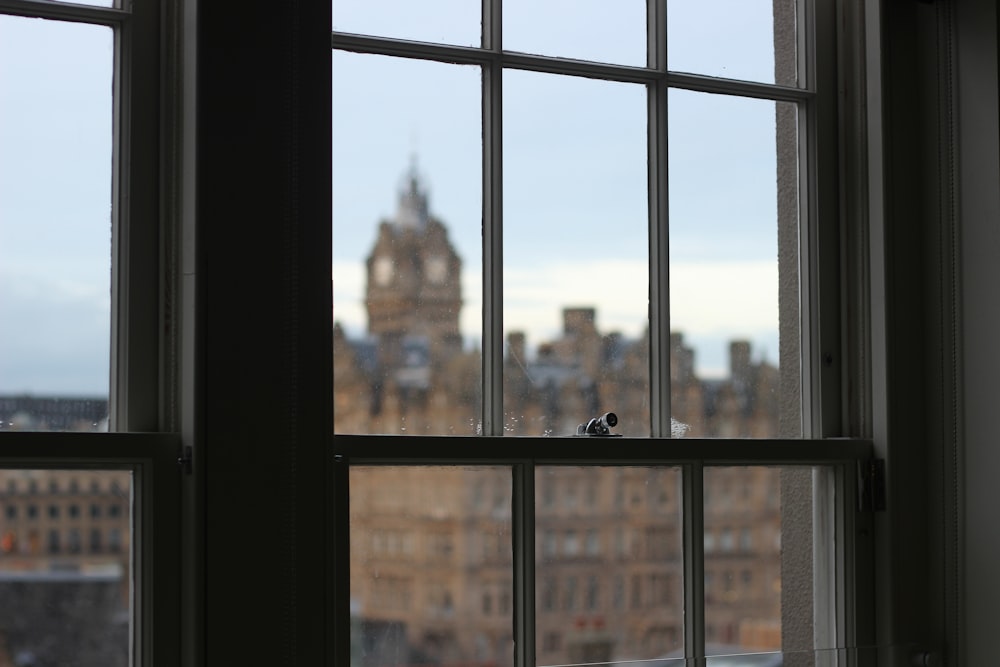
[332,0,789,378]
[0,1,791,395]
[0,16,113,396]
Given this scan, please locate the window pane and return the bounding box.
[668,91,800,438]
[350,466,513,667]
[667,0,799,86]
[332,53,482,435]
[0,17,113,428]
[537,467,683,665]
[503,71,648,436]
[704,467,835,660]
[332,0,480,47]
[0,469,132,665]
[503,0,646,67]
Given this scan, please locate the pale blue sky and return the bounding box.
[0,16,113,395]
[0,1,789,394]
[332,0,787,378]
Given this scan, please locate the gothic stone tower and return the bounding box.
[365,165,464,369]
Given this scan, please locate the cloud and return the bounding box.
[0,270,110,395]
[333,257,779,344]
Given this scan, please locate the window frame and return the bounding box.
[330,0,876,664]
[0,0,180,665]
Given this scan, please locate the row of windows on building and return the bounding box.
[363,525,770,565]
[362,568,765,618]
[541,622,761,657]
[536,478,678,514]
[0,527,124,555]
[467,476,683,516]
[3,501,126,521]
[539,572,679,614]
[1,478,127,496]
[533,476,779,515]
[540,623,680,657]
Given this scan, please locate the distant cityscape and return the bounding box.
[0,169,794,667]
[334,167,787,439]
[335,170,792,667]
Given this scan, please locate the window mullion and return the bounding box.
[481,0,503,437]
[682,461,706,666]
[648,0,670,438]
[512,461,535,667]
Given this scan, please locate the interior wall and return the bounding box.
[956,0,1000,664]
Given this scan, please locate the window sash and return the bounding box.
[332,0,833,438]
[0,0,174,665]
[0,432,181,667]
[333,435,871,666]
[332,0,860,664]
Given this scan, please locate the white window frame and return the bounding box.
[331,0,875,665]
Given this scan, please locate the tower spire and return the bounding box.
[396,156,429,230]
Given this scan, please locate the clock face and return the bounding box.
[373,256,394,286]
[425,255,448,285]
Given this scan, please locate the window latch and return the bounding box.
[575,412,621,437]
[177,445,193,475]
[858,458,886,512]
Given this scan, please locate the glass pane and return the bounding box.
[503,71,648,436]
[667,0,798,86]
[704,467,836,661]
[350,466,513,667]
[503,0,646,67]
[0,17,113,429]
[668,91,800,438]
[50,0,115,7]
[332,0,480,47]
[332,53,482,435]
[0,469,132,665]
[537,467,683,665]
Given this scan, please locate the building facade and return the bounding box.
[337,172,786,667]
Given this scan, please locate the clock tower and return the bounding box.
[364,164,464,366]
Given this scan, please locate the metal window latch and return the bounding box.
[575,412,621,437]
[177,446,193,475]
[858,458,886,512]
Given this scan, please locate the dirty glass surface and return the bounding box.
[0,17,113,430]
[332,0,479,47]
[536,466,683,665]
[668,92,801,439]
[0,469,132,666]
[332,52,482,435]
[703,466,835,664]
[667,0,798,86]
[502,70,649,436]
[503,0,646,66]
[349,466,513,667]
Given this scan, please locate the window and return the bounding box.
[333,1,870,665]
[0,0,178,665]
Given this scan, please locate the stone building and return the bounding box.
[0,413,133,667]
[338,171,786,666]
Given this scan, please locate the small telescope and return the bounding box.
[576,412,620,437]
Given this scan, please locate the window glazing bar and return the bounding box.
[0,0,127,24]
[331,32,815,102]
[512,461,535,667]
[648,0,670,439]
[482,0,503,437]
[683,462,707,666]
